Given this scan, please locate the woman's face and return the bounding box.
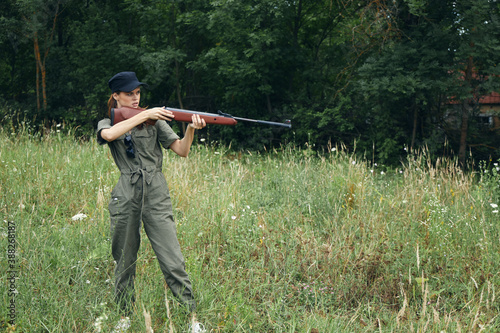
[113,87,141,108]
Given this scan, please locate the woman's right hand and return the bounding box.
[145,107,175,122]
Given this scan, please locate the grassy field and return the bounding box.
[0,124,499,332]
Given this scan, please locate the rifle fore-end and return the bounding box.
[165,108,238,125]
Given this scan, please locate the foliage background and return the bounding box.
[1,0,500,164]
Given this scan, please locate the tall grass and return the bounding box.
[0,125,499,332]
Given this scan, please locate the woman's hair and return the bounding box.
[107,89,145,118]
[107,93,118,117]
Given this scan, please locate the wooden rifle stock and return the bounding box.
[110,106,291,128]
[110,107,155,126]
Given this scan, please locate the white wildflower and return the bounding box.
[72,213,88,221]
[490,203,498,209]
[94,314,108,333]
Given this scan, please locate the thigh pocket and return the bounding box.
[109,195,127,218]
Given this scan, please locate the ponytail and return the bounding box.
[107,93,118,117]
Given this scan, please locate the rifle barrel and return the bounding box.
[233,116,292,128]
[165,107,292,128]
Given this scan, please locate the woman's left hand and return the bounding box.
[188,114,207,129]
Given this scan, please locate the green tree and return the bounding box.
[346,0,500,164]
[0,0,37,109]
[446,0,500,165]
[17,0,67,115]
[354,1,455,162]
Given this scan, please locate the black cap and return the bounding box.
[108,71,148,92]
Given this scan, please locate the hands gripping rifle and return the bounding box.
[110,106,292,128]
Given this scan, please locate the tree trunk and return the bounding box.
[31,2,60,115]
[42,66,47,111]
[34,33,41,112]
[411,102,417,151]
[33,35,48,112]
[175,59,187,135]
[458,100,470,166]
[458,55,474,167]
[292,0,303,45]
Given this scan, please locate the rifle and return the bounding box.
[110,106,292,128]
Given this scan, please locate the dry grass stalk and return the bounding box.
[422,279,428,318]
[432,307,439,324]
[479,314,499,333]
[470,290,483,332]
[416,243,420,271]
[164,285,174,333]
[142,304,154,333]
[422,317,430,332]
[396,284,408,327]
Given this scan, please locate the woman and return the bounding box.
[97,71,206,332]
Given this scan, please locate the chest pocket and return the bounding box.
[133,125,157,152]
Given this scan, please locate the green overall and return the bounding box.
[97,119,196,313]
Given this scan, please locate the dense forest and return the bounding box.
[1,0,499,165]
